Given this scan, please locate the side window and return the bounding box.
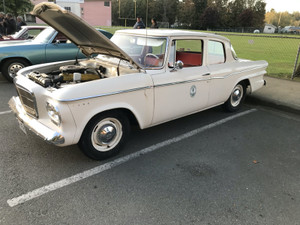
[169,39,203,68]
[24,29,44,39]
[53,33,68,43]
[207,41,225,65]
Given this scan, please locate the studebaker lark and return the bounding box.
[9,2,268,160]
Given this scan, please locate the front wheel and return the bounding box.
[224,82,246,112]
[78,112,130,160]
[1,58,30,82]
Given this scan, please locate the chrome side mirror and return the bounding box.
[175,60,184,69]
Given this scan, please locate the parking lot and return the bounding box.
[1,74,300,225]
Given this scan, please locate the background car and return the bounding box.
[0,25,47,41]
[0,26,112,82]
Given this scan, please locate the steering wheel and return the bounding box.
[144,53,159,60]
[144,53,159,66]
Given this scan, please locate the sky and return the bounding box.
[264,0,300,13]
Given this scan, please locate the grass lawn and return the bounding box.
[221,34,300,79]
[101,26,300,81]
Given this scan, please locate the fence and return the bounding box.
[214,33,300,79]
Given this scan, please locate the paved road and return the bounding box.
[1,75,300,225]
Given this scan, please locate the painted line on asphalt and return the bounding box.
[7,109,257,207]
[0,110,12,115]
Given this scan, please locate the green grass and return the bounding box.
[222,34,300,78]
[100,26,300,80]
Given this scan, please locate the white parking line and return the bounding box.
[0,110,12,115]
[7,109,257,207]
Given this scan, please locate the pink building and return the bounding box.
[30,0,111,26]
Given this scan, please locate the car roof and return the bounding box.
[115,29,230,42]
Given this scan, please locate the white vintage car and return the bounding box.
[9,3,268,160]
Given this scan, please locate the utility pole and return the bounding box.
[3,0,6,13]
[146,0,148,27]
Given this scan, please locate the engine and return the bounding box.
[28,63,107,88]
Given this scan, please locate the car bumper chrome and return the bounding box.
[8,96,65,145]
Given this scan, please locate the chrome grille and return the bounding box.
[16,85,38,118]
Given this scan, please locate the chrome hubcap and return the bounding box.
[8,63,24,78]
[230,84,243,107]
[92,118,122,152]
[97,125,116,144]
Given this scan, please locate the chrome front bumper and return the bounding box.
[8,96,65,145]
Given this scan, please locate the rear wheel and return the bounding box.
[1,58,30,82]
[224,82,246,112]
[78,111,130,160]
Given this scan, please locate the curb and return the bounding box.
[246,95,300,115]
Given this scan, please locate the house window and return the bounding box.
[104,1,110,7]
[64,7,71,11]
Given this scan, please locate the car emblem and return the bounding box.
[190,85,197,97]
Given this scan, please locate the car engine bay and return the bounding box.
[27,58,138,88]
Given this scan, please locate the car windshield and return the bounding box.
[33,27,56,44]
[111,34,167,68]
[11,28,25,39]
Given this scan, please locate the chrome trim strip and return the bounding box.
[8,97,65,145]
[16,84,39,118]
[58,86,152,102]
[212,65,266,80]
[154,76,211,88]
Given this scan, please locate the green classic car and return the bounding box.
[0,26,112,82]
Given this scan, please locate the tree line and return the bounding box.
[5,0,299,30]
[265,10,300,28]
[112,0,266,29]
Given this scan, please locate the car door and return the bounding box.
[151,39,210,125]
[206,40,235,106]
[45,32,86,62]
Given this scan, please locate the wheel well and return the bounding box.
[90,108,139,127]
[0,57,31,68]
[239,79,250,87]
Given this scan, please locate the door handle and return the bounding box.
[202,73,210,76]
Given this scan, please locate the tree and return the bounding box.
[252,0,266,27]
[1,0,33,17]
[148,0,178,25]
[177,0,195,27]
[227,0,246,27]
[192,0,207,29]
[201,7,220,29]
[239,8,254,27]
[265,9,277,25]
[207,0,230,27]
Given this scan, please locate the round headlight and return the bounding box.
[46,101,61,126]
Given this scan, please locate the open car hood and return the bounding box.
[32,2,140,69]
